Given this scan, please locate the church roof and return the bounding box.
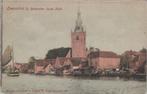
[45,47,71,59]
[74,9,84,32]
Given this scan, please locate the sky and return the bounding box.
[3,0,147,63]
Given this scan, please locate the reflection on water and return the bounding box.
[2,74,146,94]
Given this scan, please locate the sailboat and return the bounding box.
[7,45,19,77]
[2,45,12,66]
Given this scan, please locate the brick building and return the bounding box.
[88,51,120,70]
[71,10,86,58]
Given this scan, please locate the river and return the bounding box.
[1,73,146,94]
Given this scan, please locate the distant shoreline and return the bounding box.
[2,73,146,82]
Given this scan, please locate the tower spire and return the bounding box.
[74,8,84,32]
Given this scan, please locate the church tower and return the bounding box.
[71,10,86,58]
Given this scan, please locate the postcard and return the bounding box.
[0,0,147,94]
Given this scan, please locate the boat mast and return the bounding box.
[11,44,14,71]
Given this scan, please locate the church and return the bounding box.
[34,10,120,75]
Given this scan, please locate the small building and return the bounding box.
[34,59,51,74]
[14,63,23,71]
[123,50,147,73]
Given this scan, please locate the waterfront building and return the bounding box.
[14,63,29,73]
[34,59,46,74]
[14,63,23,70]
[88,51,120,71]
[123,50,146,73]
[34,59,55,74]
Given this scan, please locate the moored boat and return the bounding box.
[7,71,19,77]
[63,70,72,76]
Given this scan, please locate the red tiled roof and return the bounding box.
[99,51,120,58]
[88,51,120,58]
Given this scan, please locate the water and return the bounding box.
[2,74,146,94]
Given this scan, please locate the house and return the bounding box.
[10,63,29,73]
[34,59,51,74]
[14,63,23,70]
[20,63,29,73]
[88,51,120,71]
[124,50,146,73]
[135,52,146,73]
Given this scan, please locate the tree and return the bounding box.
[28,56,36,69]
[120,54,130,70]
[140,48,147,53]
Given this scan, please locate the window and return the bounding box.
[76,36,79,40]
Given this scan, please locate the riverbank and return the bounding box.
[2,73,146,94]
